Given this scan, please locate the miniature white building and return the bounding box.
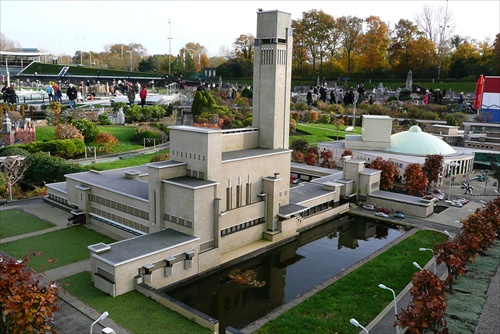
[46,11,360,299]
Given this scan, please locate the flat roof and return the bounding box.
[65,165,150,201]
[90,229,199,266]
[369,190,432,207]
[289,182,335,205]
[222,148,290,162]
[164,176,218,189]
[278,203,309,218]
[46,181,67,194]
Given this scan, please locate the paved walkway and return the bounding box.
[1,187,499,334]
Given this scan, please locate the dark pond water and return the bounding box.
[165,216,404,333]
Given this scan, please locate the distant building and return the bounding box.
[318,115,475,180]
[1,112,36,146]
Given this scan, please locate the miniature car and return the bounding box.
[450,201,463,207]
[393,212,406,219]
[362,205,376,211]
[375,212,389,218]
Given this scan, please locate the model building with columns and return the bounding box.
[46,10,351,297]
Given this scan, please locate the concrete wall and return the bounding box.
[221,130,259,152]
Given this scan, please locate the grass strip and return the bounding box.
[59,271,211,334]
[291,123,361,146]
[255,230,447,334]
[89,149,169,170]
[0,226,115,271]
[0,209,54,238]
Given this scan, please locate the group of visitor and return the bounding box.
[1,82,17,104]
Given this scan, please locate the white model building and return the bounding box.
[46,11,364,298]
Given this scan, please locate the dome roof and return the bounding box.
[386,125,456,156]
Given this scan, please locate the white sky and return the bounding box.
[1,0,499,57]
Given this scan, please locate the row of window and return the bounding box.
[302,201,332,218]
[97,267,115,283]
[90,194,149,220]
[164,213,193,229]
[47,193,68,206]
[221,217,265,237]
[91,207,149,233]
[186,169,205,180]
[171,150,206,161]
[466,143,497,149]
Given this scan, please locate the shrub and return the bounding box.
[112,102,127,112]
[97,113,112,125]
[290,118,297,134]
[55,124,84,141]
[94,133,118,148]
[0,147,31,157]
[72,119,99,143]
[327,104,344,115]
[398,88,412,101]
[293,101,309,111]
[130,127,162,146]
[150,153,170,162]
[290,138,309,153]
[24,152,86,186]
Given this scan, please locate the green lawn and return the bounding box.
[89,149,169,170]
[35,125,142,151]
[255,230,447,334]
[0,226,115,272]
[291,123,361,146]
[0,209,55,238]
[59,272,211,334]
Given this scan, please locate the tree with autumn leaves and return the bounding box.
[423,154,444,187]
[368,157,399,190]
[396,269,448,334]
[404,163,428,196]
[0,254,59,334]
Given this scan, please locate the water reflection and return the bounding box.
[165,216,403,332]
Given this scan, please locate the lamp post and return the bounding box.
[126,51,133,71]
[413,261,424,271]
[443,230,453,240]
[419,248,437,274]
[445,162,459,200]
[483,175,489,195]
[168,19,172,77]
[89,51,92,67]
[437,0,449,80]
[90,311,108,334]
[378,284,399,334]
[350,318,369,334]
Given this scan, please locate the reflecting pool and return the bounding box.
[165,216,404,332]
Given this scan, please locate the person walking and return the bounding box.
[127,84,136,106]
[66,84,78,110]
[5,85,17,105]
[139,84,148,107]
[458,92,465,111]
[46,84,54,103]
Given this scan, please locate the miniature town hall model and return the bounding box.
[46,10,354,297]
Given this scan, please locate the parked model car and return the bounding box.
[377,207,390,214]
[455,198,469,204]
[393,212,406,219]
[450,201,463,207]
[362,205,376,211]
[375,212,389,218]
[433,189,445,195]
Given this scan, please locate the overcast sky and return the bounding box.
[1,0,499,57]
